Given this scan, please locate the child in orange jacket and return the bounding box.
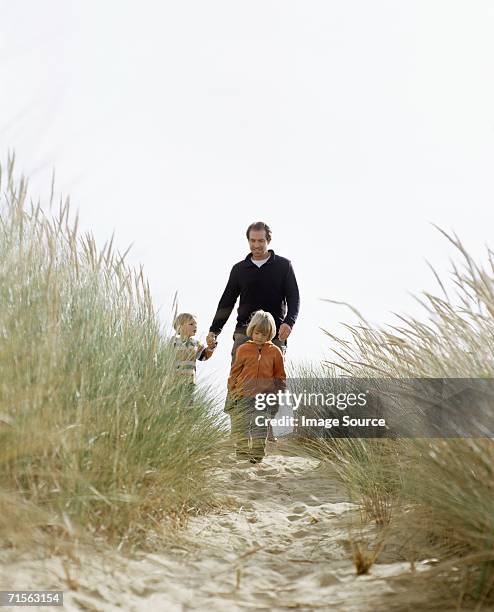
[226,310,286,464]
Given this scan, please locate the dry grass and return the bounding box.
[0,154,229,551]
[297,227,494,604]
[352,539,386,575]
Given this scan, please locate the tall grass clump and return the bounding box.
[286,361,403,527]
[0,156,228,551]
[316,230,494,603]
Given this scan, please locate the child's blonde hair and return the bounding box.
[173,312,196,336]
[246,310,276,341]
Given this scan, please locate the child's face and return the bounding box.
[252,328,269,345]
[182,318,197,338]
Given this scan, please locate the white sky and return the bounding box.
[1,1,494,401]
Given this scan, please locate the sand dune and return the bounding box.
[1,441,430,611]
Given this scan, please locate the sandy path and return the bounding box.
[0,441,425,611]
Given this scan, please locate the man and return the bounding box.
[206,221,300,364]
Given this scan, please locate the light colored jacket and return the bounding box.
[172,336,213,384]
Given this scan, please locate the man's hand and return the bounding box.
[278,323,292,341]
[206,332,217,349]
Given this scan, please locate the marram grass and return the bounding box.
[0,156,229,550]
[294,231,494,604]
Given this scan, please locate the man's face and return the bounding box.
[248,229,270,259]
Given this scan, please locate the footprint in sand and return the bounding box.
[265,546,285,554]
[230,470,248,481]
[250,480,269,490]
[283,466,299,474]
[305,498,323,507]
[256,467,278,475]
[318,572,341,587]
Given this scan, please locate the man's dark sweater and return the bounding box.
[209,250,300,335]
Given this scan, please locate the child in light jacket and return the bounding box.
[173,313,216,386]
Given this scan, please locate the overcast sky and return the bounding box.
[1,1,494,398]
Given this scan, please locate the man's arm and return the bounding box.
[209,266,240,335]
[283,261,300,328]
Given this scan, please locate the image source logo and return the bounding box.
[249,378,494,438]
